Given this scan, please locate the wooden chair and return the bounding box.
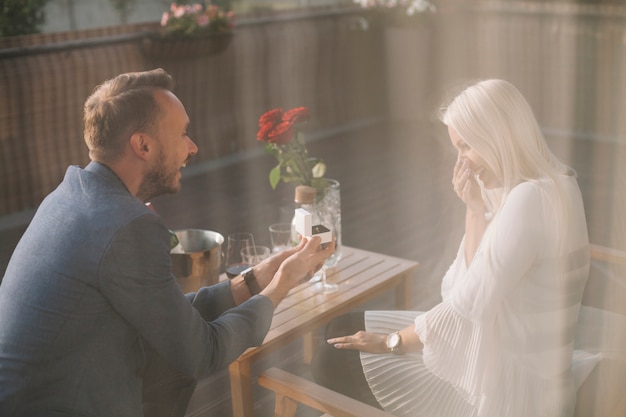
[259,244,626,417]
[575,243,626,417]
[589,243,626,268]
[258,367,395,417]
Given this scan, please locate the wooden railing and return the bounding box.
[1,1,625,250]
[0,6,387,217]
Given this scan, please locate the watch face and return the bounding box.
[387,332,400,349]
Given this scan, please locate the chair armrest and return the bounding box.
[590,244,626,266]
[258,367,395,417]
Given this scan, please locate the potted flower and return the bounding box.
[257,107,342,264]
[353,0,436,28]
[256,106,328,193]
[160,2,234,36]
[142,2,235,60]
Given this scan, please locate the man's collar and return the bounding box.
[85,161,131,194]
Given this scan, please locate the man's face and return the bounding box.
[137,90,198,201]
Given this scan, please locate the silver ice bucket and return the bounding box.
[170,229,224,292]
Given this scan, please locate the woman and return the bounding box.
[312,79,595,417]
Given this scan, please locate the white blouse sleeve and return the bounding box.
[414,179,590,416]
[451,181,549,323]
[413,182,552,408]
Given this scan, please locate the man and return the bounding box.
[0,68,333,417]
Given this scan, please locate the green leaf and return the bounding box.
[169,230,180,250]
[269,165,281,189]
[265,143,279,156]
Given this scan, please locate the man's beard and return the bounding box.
[137,153,180,201]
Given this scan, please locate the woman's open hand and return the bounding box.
[327,331,388,354]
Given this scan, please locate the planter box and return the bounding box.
[140,32,234,60]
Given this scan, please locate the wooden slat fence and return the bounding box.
[0,7,387,217]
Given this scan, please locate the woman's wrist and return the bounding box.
[466,203,486,218]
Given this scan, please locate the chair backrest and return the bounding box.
[574,244,626,417]
[581,244,626,315]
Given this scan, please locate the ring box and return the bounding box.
[294,208,332,244]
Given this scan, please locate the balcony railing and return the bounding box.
[1,1,625,248]
[0,6,387,217]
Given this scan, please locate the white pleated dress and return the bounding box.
[361,176,601,417]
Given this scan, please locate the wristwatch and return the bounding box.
[386,331,402,354]
[241,267,262,296]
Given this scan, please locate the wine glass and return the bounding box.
[225,232,255,278]
[313,238,340,293]
[240,245,271,266]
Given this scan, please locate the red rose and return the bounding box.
[282,106,309,124]
[257,108,286,142]
[257,105,323,189]
[267,121,294,145]
[258,108,283,127]
[256,121,274,142]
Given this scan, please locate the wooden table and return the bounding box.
[228,246,419,417]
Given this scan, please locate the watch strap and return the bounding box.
[241,267,262,296]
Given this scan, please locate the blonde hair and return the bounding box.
[440,79,580,257]
[83,68,173,163]
[440,79,573,209]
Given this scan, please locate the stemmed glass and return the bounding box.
[240,245,271,266]
[313,239,341,293]
[225,232,256,278]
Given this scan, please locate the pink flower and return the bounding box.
[174,6,186,18]
[197,15,209,26]
[161,2,235,36]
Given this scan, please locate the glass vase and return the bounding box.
[314,178,342,292]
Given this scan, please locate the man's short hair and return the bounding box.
[83,68,174,163]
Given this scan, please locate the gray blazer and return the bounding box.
[0,162,274,417]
